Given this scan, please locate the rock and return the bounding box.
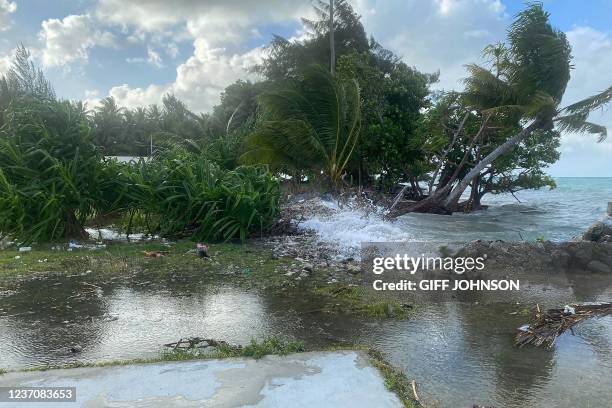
[571,244,593,267]
[587,260,611,274]
[299,271,309,279]
[284,271,295,277]
[582,221,612,243]
[303,263,314,273]
[550,250,571,269]
[70,345,82,353]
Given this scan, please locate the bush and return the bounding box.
[120,149,281,241]
[0,99,110,242]
[0,104,280,243]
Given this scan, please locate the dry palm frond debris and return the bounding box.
[515,302,612,348]
[163,337,239,351]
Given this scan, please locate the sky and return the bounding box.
[0,0,610,177]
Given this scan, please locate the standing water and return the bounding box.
[0,177,611,407]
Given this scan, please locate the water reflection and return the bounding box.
[0,273,611,408]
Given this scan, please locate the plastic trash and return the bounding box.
[68,240,84,249]
[563,305,576,315]
[18,247,32,252]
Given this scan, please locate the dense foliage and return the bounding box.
[396,3,610,214]
[0,98,109,242]
[118,151,280,241]
[2,1,611,243]
[242,66,361,187]
[0,49,279,243]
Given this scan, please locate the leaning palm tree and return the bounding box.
[242,65,361,188]
[400,4,610,214]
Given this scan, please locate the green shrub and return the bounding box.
[0,99,110,242]
[120,149,281,242]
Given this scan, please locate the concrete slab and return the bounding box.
[0,351,402,407]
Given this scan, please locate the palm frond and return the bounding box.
[242,64,361,187]
[555,114,607,142]
[560,86,612,116]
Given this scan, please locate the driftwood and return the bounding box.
[515,302,612,348]
[163,337,241,351]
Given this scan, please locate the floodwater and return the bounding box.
[1,269,611,408]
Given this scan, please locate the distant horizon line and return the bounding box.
[551,176,612,178]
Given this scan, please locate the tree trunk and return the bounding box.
[428,112,470,195]
[65,210,89,240]
[329,0,335,75]
[442,121,540,209]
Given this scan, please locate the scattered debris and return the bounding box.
[163,337,240,352]
[18,247,32,252]
[68,240,84,249]
[143,251,164,258]
[515,302,612,348]
[196,243,209,258]
[410,379,422,406]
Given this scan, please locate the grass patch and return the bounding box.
[0,368,7,375]
[314,284,410,318]
[368,349,421,408]
[241,337,305,359]
[17,337,306,373]
[161,337,305,361]
[0,241,294,285]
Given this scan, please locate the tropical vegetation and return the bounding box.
[1,1,611,243]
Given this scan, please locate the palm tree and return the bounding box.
[92,96,126,153]
[241,65,361,188]
[404,4,610,213]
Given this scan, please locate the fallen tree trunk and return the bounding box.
[388,120,542,218]
[442,120,541,209]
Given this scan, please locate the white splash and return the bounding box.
[297,198,413,257]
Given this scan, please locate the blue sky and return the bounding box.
[0,0,610,176]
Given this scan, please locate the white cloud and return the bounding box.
[563,26,612,117]
[166,42,179,59]
[95,0,309,37]
[352,0,508,90]
[109,83,169,108]
[0,48,14,75]
[147,46,163,68]
[39,14,117,68]
[0,0,16,32]
[110,40,264,113]
[83,89,102,109]
[102,0,508,114]
[94,0,305,113]
[549,25,612,176]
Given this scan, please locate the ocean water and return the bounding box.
[299,177,612,255]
